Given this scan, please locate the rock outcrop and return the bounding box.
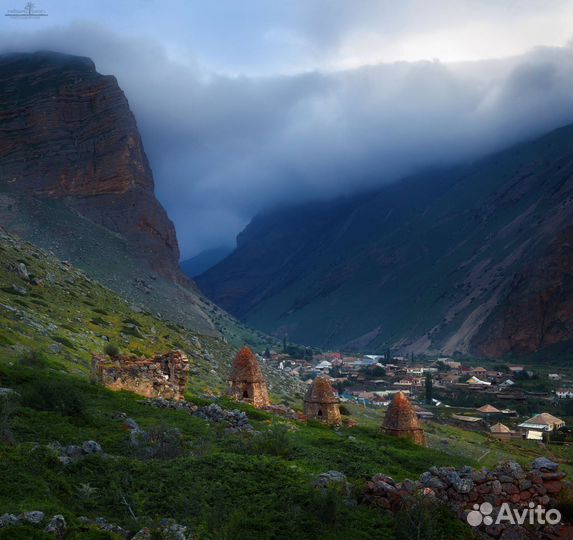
[0,51,179,280]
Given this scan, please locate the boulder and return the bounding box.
[21,511,44,524]
[45,514,66,537]
[81,440,102,454]
[532,458,558,472]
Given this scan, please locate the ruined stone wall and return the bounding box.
[363,458,568,538]
[304,401,341,425]
[91,350,189,401]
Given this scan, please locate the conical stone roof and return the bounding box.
[229,346,265,383]
[382,392,425,443]
[304,376,339,404]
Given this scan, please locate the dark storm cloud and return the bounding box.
[0,24,571,257]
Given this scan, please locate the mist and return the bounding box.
[0,23,571,257]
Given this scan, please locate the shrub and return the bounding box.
[556,487,573,524]
[22,379,87,418]
[253,423,298,459]
[0,391,19,444]
[394,496,474,540]
[131,423,185,460]
[104,343,119,357]
[339,404,351,416]
[18,350,48,369]
[312,487,339,526]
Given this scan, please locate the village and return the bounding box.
[259,346,573,444]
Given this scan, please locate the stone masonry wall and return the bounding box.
[91,350,189,401]
[362,458,569,538]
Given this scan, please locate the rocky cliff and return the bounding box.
[198,125,573,358]
[0,51,179,279]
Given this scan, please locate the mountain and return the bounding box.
[0,51,180,280]
[181,245,234,278]
[0,51,222,335]
[197,125,573,358]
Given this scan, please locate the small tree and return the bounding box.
[425,372,433,405]
[104,343,119,357]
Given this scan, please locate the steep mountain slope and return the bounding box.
[0,51,178,279]
[0,51,235,338]
[0,227,303,397]
[198,125,573,358]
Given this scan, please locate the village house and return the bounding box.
[489,423,516,441]
[518,412,566,439]
[556,388,573,399]
[548,373,561,381]
[471,367,487,379]
[476,404,501,415]
[465,375,491,386]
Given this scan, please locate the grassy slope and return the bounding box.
[0,362,475,540]
[0,227,303,400]
[0,229,568,539]
[0,187,279,356]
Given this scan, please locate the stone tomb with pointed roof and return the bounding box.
[303,376,341,425]
[382,391,425,445]
[227,346,270,408]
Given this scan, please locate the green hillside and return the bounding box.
[0,227,569,539]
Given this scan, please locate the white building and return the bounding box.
[518,412,565,439]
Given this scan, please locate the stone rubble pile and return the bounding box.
[48,440,104,466]
[0,512,192,539]
[0,512,66,538]
[141,398,256,433]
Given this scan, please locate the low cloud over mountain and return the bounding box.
[1,23,571,256]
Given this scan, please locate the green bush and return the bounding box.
[253,423,299,459]
[104,344,119,357]
[0,391,19,444]
[0,525,52,540]
[21,379,87,418]
[18,350,48,369]
[131,423,185,460]
[394,496,474,540]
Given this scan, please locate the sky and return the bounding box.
[0,0,572,258]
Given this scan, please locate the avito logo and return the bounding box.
[467,502,561,527]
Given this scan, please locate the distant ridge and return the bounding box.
[198,125,573,358]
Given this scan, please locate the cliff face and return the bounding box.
[0,51,179,279]
[198,125,573,358]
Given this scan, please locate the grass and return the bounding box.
[0,362,475,540]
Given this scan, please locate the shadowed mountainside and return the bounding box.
[198,125,573,358]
